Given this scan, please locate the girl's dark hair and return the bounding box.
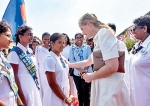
[42,32,50,40]
[107,23,116,32]
[0,21,11,34]
[133,15,150,34]
[15,25,32,45]
[62,33,71,46]
[50,33,63,43]
[32,39,40,45]
[74,33,83,39]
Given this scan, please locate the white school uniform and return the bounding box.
[35,45,49,104]
[61,45,71,60]
[125,35,150,106]
[61,45,77,97]
[0,52,17,106]
[91,28,130,106]
[8,43,42,106]
[43,51,70,106]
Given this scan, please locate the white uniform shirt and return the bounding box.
[8,43,36,75]
[44,51,69,84]
[126,35,150,106]
[93,28,119,61]
[0,52,14,100]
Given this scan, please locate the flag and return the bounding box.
[2,0,27,41]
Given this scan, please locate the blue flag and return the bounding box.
[2,0,27,41]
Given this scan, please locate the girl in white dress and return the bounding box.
[125,15,150,106]
[8,25,42,106]
[61,33,77,97]
[43,33,75,106]
[68,13,130,106]
[0,21,23,106]
[35,32,50,104]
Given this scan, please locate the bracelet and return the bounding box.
[63,97,67,102]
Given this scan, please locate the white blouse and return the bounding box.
[8,43,36,75]
[44,51,69,83]
[126,35,150,106]
[0,52,14,99]
[93,28,119,61]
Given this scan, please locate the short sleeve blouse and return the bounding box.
[93,28,119,61]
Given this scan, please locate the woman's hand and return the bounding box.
[69,95,75,102]
[65,97,73,105]
[83,73,93,83]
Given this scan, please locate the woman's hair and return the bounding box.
[32,39,40,45]
[0,21,11,34]
[79,13,111,30]
[50,33,63,43]
[74,33,83,39]
[42,32,50,40]
[62,33,71,46]
[133,15,150,34]
[15,25,32,45]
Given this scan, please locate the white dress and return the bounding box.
[61,45,71,60]
[35,45,49,104]
[91,28,130,106]
[43,51,70,106]
[125,35,150,106]
[8,43,42,106]
[61,45,77,97]
[0,52,17,106]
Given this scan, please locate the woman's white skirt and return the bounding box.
[90,72,130,106]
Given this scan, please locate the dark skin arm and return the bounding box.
[0,100,6,106]
[10,63,27,106]
[46,71,73,105]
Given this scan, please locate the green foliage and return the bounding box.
[125,39,135,51]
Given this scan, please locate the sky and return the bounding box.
[0,0,150,39]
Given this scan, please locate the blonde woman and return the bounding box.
[68,13,130,106]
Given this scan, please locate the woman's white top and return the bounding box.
[0,52,15,100]
[125,35,150,106]
[43,51,70,106]
[44,51,69,84]
[8,42,42,106]
[93,28,119,61]
[8,43,36,74]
